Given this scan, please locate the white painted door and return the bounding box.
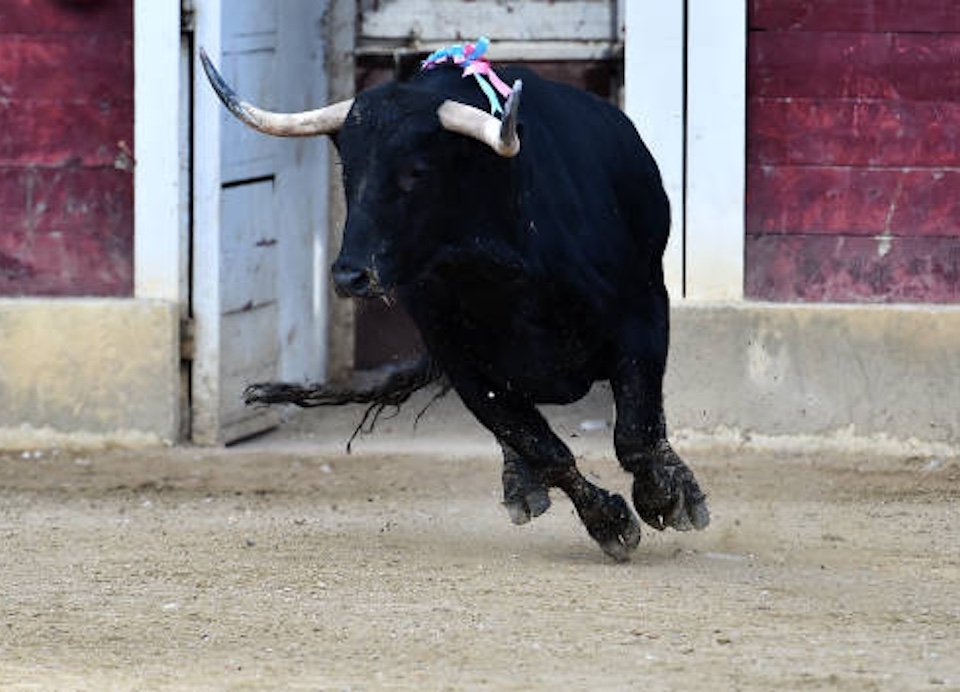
[191,0,330,444]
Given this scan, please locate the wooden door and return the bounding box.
[191,0,329,444]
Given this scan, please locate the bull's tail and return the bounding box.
[243,356,448,451]
[243,355,442,408]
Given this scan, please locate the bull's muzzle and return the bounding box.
[332,262,382,298]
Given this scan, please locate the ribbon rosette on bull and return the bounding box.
[421,37,514,116]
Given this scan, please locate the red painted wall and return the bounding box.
[746,0,960,302]
[0,0,134,296]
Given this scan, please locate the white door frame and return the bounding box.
[625,0,746,301]
[133,0,224,441]
[133,0,186,305]
[189,0,224,442]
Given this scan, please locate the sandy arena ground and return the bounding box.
[0,396,958,690]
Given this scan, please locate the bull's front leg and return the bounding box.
[449,370,641,561]
[612,312,710,532]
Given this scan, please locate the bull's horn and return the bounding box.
[437,79,523,157]
[199,47,352,137]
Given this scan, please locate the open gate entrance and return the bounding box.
[187,0,330,444]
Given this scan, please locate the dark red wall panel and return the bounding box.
[746,235,960,303]
[0,167,134,237]
[0,0,133,35]
[0,100,134,168]
[749,98,960,167]
[746,0,960,303]
[750,32,960,102]
[0,0,133,297]
[750,0,960,33]
[748,166,960,237]
[0,35,134,102]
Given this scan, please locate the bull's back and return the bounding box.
[500,67,671,302]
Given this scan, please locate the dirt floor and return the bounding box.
[1,397,958,691]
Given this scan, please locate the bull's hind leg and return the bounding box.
[499,443,551,525]
[449,373,640,561]
[613,291,710,532]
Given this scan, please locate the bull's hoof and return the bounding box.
[631,443,710,532]
[502,456,551,525]
[577,490,642,562]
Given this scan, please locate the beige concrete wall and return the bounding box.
[1,299,957,454]
[666,303,960,454]
[0,299,180,448]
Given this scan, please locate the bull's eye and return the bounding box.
[396,159,432,193]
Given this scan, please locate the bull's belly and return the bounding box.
[455,321,607,405]
[404,271,611,404]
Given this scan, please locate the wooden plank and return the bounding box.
[0,0,132,35]
[0,35,133,102]
[220,49,277,184]
[0,166,133,236]
[748,98,960,168]
[360,0,616,42]
[0,224,132,297]
[190,0,225,445]
[220,180,278,314]
[747,165,960,237]
[0,99,133,167]
[745,234,960,302]
[356,39,621,62]
[749,31,960,101]
[219,303,280,430]
[750,0,960,33]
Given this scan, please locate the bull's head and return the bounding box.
[200,49,522,299]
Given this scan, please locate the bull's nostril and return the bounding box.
[332,266,373,297]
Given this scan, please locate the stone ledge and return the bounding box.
[0,298,179,448]
[666,302,960,453]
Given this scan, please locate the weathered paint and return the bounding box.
[745,235,960,302]
[746,0,960,302]
[0,0,133,33]
[749,32,960,102]
[747,166,960,237]
[749,99,960,168]
[0,0,133,297]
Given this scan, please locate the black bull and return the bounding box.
[201,52,709,561]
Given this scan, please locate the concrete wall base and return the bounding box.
[664,302,960,455]
[1,300,957,454]
[0,299,180,449]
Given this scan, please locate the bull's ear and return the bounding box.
[437,80,522,157]
[200,47,353,137]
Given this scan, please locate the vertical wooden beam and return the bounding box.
[134,0,184,305]
[624,1,685,299]
[190,0,223,444]
[685,0,746,300]
[324,0,356,381]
